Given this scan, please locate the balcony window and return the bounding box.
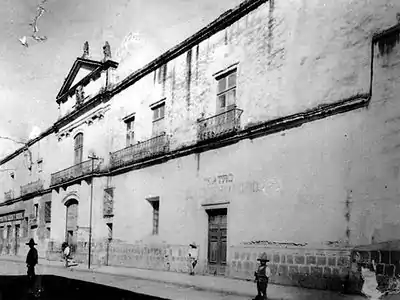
[151,101,165,136]
[216,69,237,113]
[74,133,84,165]
[125,117,135,147]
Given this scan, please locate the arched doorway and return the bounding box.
[65,199,79,252]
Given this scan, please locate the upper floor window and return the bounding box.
[74,133,83,165]
[216,69,237,113]
[125,118,135,147]
[151,101,166,136]
[152,103,165,121]
[34,204,39,218]
[37,158,43,173]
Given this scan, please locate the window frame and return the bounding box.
[215,66,238,113]
[73,133,84,165]
[37,158,43,173]
[125,117,135,147]
[34,204,39,218]
[152,201,159,235]
[146,197,160,236]
[151,102,165,122]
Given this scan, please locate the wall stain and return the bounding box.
[267,0,274,55]
[345,189,353,243]
[377,29,400,56]
[186,49,192,110]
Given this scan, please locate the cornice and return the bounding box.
[56,104,110,142]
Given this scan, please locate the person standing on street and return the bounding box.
[62,242,71,268]
[254,252,271,300]
[188,242,199,275]
[26,238,38,286]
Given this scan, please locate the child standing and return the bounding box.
[254,252,271,300]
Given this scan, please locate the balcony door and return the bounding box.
[74,133,83,165]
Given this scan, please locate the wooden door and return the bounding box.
[14,224,20,255]
[6,226,11,254]
[207,209,227,276]
[66,200,78,253]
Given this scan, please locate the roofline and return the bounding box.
[112,0,268,95]
[0,0,268,166]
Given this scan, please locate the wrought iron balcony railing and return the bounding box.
[197,107,243,142]
[20,179,44,197]
[50,159,101,186]
[4,190,14,201]
[110,133,169,169]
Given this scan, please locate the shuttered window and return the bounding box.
[74,133,83,165]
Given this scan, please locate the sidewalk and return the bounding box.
[0,255,363,300]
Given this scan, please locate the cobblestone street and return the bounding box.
[0,258,368,300]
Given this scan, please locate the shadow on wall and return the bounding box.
[0,275,169,300]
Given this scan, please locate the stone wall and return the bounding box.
[229,245,356,292]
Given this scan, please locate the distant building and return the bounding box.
[1,0,400,292]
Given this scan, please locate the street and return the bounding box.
[0,259,379,300]
[0,260,245,300]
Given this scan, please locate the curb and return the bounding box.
[0,258,254,298]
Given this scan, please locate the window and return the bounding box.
[37,158,43,173]
[106,223,113,240]
[152,103,165,121]
[216,69,237,112]
[44,202,51,223]
[23,217,29,237]
[151,101,166,136]
[152,201,159,235]
[74,133,83,164]
[46,227,51,239]
[125,118,135,147]
[147,197,160,235]
[34,204,39,218]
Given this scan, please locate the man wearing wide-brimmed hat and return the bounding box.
[188,242,199,275]
[254,252,271,300]
[25,238,38,284]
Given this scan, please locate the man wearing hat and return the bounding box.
[188,242,199,275]
[26,238,38,284]
[254,252,271,300]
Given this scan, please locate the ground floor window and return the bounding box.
[146,197,160,235]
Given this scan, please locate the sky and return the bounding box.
[0,0,241,158]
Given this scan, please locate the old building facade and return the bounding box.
[1,0,400,292]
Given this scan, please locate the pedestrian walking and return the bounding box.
[254,252,271,300]
[188,242,199,275]
[25,238,38,289]
[62,242,71,268]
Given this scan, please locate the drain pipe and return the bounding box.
[88,153,99,269]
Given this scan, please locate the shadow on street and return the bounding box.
[0,275,169,300]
